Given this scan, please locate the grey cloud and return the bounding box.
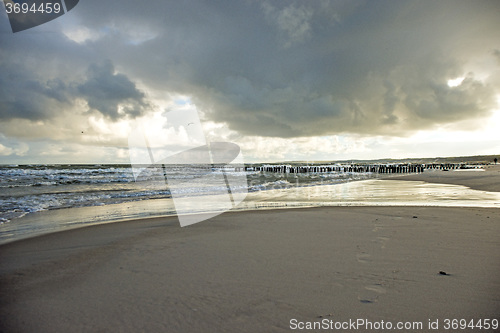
[404,74,495,122]
[76,61,150,119]
[0,21,151,123]
[0,65,72,120]
[0,51,150,121]
[2,0,500,139]
[108,0,497,137]
[262,2,314,48]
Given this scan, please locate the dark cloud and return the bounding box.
[0,65,72,120]
[76,60,150,119]
[91,0,497,137]
[0,54,150,121]
[1,0,499,139]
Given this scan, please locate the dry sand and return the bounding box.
[1,170,499,332]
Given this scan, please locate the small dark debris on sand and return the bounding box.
[318,314,334,318]
[439,271,450,276]
[360,299,375,304]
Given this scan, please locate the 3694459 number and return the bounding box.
[443,319,498,330]
[4,2,61,14]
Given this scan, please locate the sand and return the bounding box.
[388,164,500,192]
[1,170,499,332]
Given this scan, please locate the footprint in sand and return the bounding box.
[373,236,390,249]
[356,253,372,263]
[358,284,387,304]
[364,284,387,294]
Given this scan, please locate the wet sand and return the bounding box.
[388,164,500,192]
[1,169,499,332]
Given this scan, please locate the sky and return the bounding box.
[0,0,499,164]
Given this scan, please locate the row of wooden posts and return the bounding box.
[242,163,468,174]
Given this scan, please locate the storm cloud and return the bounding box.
[76,60,150,119]
[0,58,150,122]
[1,0,499,141]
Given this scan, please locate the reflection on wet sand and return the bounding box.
[242,179,500,209]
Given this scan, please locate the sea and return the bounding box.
[1,164,499,244]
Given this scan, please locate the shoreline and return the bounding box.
[1,166,500,245]
[1,173,500,245]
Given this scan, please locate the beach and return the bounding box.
[1,168,499,332]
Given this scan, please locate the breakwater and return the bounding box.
[243,163,472,174]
